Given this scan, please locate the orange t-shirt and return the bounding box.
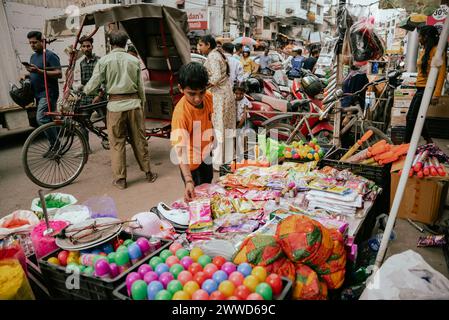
[170,91,214,171]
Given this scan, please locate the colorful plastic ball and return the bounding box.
[83,266,95,276]
[227,296,241,300]
[131,280,147,300]
[188,262,203,275]
[221,262,237,275]
[102,243,114,254]
[155,263,169,276]
[234,285,251,300]
[193,271,209,286]
[218,280,235,298]
[138,264,153,278]
[123,239,134,247]
[47,257,60,265]
[91,249,102,255]
[212,256,226,269]
[255,282,273,300]
[143,271,159,284]
[247,293,264,300]
[155,290,173,300]
[136,237,151,255]
[209,290,226,300]
[243,275,259,292]
[177,270,193,285]
[265,274,283,295]
[126,272,142,294]
[167,280,184,295]
[57,250,69,266]
[95,259,111,277]
[183,280,200,296]
[228,271,245,287]
[159,249,173,262]
[115,251,130,267]
[159,272,175,288]
[251,266,267,282]
[192,289,209,300]
[180,256,194,270]
[66,263,80,273]
[169,242,183,255]
[169,264,184,279]
[237,263,252,277]
[113,238,124,250]
[107,252,116,264]
[212,270,228,284]
[202,279,218,294]
[172,291,190,300]
[197,255,212,268]
[165,255,180,267]
[189,247,203,262]
[109,263,120,278]
[116,245,128,253]
[203,263,219,278]
[128,243,143,261]
[147,281,164,300]
[175,248,190,260]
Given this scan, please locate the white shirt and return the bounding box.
[225,53,244,86]
[236,96,252,122]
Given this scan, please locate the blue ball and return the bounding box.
[201,279,218,294]
[91,249,102,255]
[102,243,114,254]
[237,263,252,277]
[128,243,143,260]
[147,280,164,300]
[212,270,228,284]
[155,263,169,276]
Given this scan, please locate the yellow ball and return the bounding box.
[68,251,80,258]
[218,280,235,297]
[47,257,60,266]
[251,266,267,282]
[190,247,203,262]
[173,291,191,300]
[66,256,79,265]
[243,275,259,292]
[183,281,200,296]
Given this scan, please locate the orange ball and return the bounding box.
[251,266,267,282]
[218,280,235,298]
[243,275,259,292]
[172,291,190,300]
[183,281,200,296]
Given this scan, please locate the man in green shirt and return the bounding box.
[84,30,157,189]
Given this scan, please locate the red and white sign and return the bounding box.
[187,9,208,30]
[427,5,448,34]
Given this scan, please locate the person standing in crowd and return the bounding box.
[405,25,446,143]
[240,46,259,78]
[84,30,157,189]
[171,62,214,202]
[258,48,272,75]
[288,47,305,78]
[198,35,236,171]
[25,31,62,156]
[303,48,320,72]
[78,35,105,153]
[222,42,244,87]
[234,43,243,59]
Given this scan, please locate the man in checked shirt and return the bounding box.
[78,35,106,153]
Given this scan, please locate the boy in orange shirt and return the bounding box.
[171,62,214,202]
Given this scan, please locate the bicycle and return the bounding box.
[21,89,109,189]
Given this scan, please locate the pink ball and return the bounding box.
[247,293,264,300]
[126,272,141,295]
[165,255,180,267]
[143,271,159,284]
[228,271,244,287]
[109,263,120,278]
[138,264,153,278]
[169,242,184,255]
[136,237,151,255]
[180,256,194,269]
[203,263,219,278]
[177,270,193,285]
[159,272,174,288]
[95,259,111,277]
[192,289,210,300]
[221,262,237,275]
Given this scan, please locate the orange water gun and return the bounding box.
[340,130,373,161]
[231,159,270,171]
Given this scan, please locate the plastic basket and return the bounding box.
[39,232,172,300]
[113,276,293,300]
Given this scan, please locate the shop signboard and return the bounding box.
[187,9,208,30]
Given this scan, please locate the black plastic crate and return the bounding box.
[113,276,293,300]
[39,232,172,300]
[427,117,449,139]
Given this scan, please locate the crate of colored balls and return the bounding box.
[112,244,293,300]
[281,139,325,162]
[39,231,171,300]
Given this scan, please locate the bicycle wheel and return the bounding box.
[362,123,393,145]
[262,123,306,143]
[22,122,88,189]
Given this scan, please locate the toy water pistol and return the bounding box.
[340,130,373,161]
[430,156,447,176]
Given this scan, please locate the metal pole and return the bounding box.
[406,29,419,72]
[373,17,449,271]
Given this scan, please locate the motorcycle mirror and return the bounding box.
[335,89,344,98]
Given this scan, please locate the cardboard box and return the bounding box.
[426,96,449,119]
[393,96,412,109]
[390,107,408,127]
[390,172,449,224]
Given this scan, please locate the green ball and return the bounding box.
[255,282,273,300]
[124,239,134,247]
[117,245,128,252]
[107,252,117,263]
[93,255,107,265]
[149,256,163,270]
[167,280,183,295]
[66,263,80,273]
[159,249,173,262]
[155,289,172,300]
[84,266,95,275]
[79,265,87,273]
[131,280,148,300]
[115,251,130,266]
[169,264,184,279]
[197,255,212,268]
[175,248,190,260]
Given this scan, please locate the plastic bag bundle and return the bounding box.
[232,235,284,266]
[82,196,118,219]
[349,17,384,63]
[292,264,327,300]
[265,257,296,282]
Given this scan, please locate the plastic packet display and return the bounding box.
[211,195,234,219]
[231,198,256,213]
[189,199,213,230]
